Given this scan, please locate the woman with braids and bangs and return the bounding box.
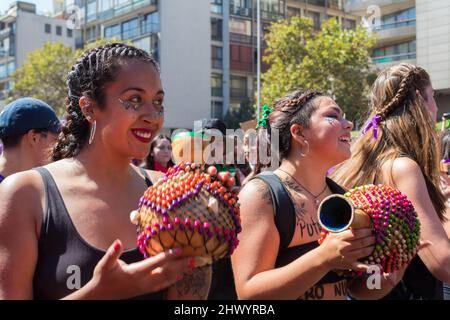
[333,63,450,299]
[231,89,402,300]
[0,43,211,299]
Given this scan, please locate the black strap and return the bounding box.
[253,172,296,250]
[139,167,153,187]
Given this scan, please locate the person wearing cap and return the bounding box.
[196,118,246,187]
[194,118,240,300]
[0,97,61,183]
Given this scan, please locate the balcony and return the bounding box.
[230,88,253,100]
[0,27,13,40]
[230,5,252,18]
[372,52,416,64]
[374,20,416,47]
[230,33,252,44]
[90,0,157,24]
[212,87,223,97]
[260,9,284,21]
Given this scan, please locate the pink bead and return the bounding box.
[194,220,201,229]
[174,217,180,225]
[162,216,169,225]
[203,222,210,230]
[184,218,191,226]
[215,226,221,234]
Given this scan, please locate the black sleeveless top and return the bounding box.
[32,167,164,300]
[254,172,346,287]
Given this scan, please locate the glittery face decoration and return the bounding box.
[325,117,335,124]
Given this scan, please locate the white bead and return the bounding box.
[130,210,139,224]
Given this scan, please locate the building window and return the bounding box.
[307,0,326,6]
[344,19,356,30]
[211,101,223,119]
[327,0,340,9]
[86,26,98,42]
[67,28,73,38]
[305,11,321,30]
[287,7,300,20]
[0,64,6,78]
[45,23,51,34]
[104,24,121,39]
[142,11,160,34]
[211,0,223,14]
[230,76,248,99]
[379,7,416,30]
[372,40,416,63]
[230,0,252,17]
[86,0,97,22]
[133,33,159,61]
[260,0,286,20]
[230,44,253,72]
[56,26,62,36]
[212,46,223,69]
[7,61,15,75]
[211,74,223,97]
[229,17,252,43]
[211,18,223,41]
[122,18,139,40]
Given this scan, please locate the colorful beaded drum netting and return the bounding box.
[318,184,421,274]
[130,162,241,266]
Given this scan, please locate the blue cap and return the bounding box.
[0,97,61,139]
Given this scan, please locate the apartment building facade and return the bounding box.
[348,0,450,116]
[61,0,356,129]
[0,1,77,105]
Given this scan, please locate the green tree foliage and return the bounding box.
[11,42,74,116]
[261,17,376,122]
[11,38,123,116]
[224,98,256,130]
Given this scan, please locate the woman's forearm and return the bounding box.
[237,247,330,300]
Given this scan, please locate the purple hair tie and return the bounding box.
[443,159,450,164]
[362,114,382,140]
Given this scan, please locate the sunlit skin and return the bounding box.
[0,59,210,300]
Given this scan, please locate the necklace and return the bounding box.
[278,168,328,208]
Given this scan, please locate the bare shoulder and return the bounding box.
[0,169,44,205]
[391,157,422,175]
[379,157,422,185]
[238,177,273,214]
[0,169,44,233]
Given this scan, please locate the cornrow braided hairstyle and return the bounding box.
[268,89,324,159]
[53,43,159,161]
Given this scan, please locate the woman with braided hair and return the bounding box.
[232,89,402,299]
[333,63,450,299]
[0,43,211,299]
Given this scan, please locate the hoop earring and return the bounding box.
[300,140,309,157]
[89,120,96,145]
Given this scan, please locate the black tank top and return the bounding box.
[255,173,345,283]
[32,167,164,300]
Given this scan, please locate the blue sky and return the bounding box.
[0,0,54,15]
